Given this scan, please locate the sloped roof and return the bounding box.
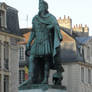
[60,26,92,45]
[20,28,32,35]
[75,36,92,45]
[61,30,75,42]
[0,3,22,36]
[6,6,21,36]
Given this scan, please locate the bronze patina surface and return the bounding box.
[19,0,64,89]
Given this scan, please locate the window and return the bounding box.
[78,45,83,56]
[0,10,6,28]
[88,69,91,84]
[19,70,25,84]
[87,47,90,59]
[19,46,25,61]
[4,75,9,92]
[4,42,9,70]
[80,46,83,55]
[10,38,17,45]
[81,67,84,83]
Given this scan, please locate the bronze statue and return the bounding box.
[20,0,63,87]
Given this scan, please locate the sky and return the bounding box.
[1,0,92,35]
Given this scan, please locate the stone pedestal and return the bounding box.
[19,88,66,92]
[19,84,67,92]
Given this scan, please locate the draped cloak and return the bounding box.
[28,13,63,63]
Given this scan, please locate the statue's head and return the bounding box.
[39,1,48,14]
[43,1,48,10]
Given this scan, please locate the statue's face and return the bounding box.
[39,4,46,13]
[39,1,48,14]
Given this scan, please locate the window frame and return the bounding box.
[81,67,84,83]
[19,45,25,61]
[19,70,25,84]
[4,41,9,70]
[88,69,91,84]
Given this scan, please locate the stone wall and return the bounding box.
[62,63,92,92]
[0,34,19,92]
[9,41,19,92]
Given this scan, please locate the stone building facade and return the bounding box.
[58,17,92,92]
[61,36,92,92]
[0,2,23,92]
[49,27,92,92]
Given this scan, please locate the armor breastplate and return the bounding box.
[35,22,51,44]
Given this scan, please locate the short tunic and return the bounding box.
[28,14,63,57]
[30,20,53,56]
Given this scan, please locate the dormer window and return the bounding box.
[0,3,7,28]
[0,10,6,28]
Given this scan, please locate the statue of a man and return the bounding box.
[26,0,63,84]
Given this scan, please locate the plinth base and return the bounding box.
[19,88,66,92]
[19,84,67,92]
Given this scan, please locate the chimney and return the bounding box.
[81,24,82,27]
[68,16,70,19]
[76,24,78,28]
[85,24,87,28]
[79,24,81,28]
[64,15,66,19]
[74,25,75,28]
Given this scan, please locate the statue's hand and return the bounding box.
[25,43,31,57]
[47,24,54,29]
[26,43,31,49]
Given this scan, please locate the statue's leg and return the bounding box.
[33,57,41,83]
[28,55,35,83]
[41,56,50,84]
[38,58,44,83]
